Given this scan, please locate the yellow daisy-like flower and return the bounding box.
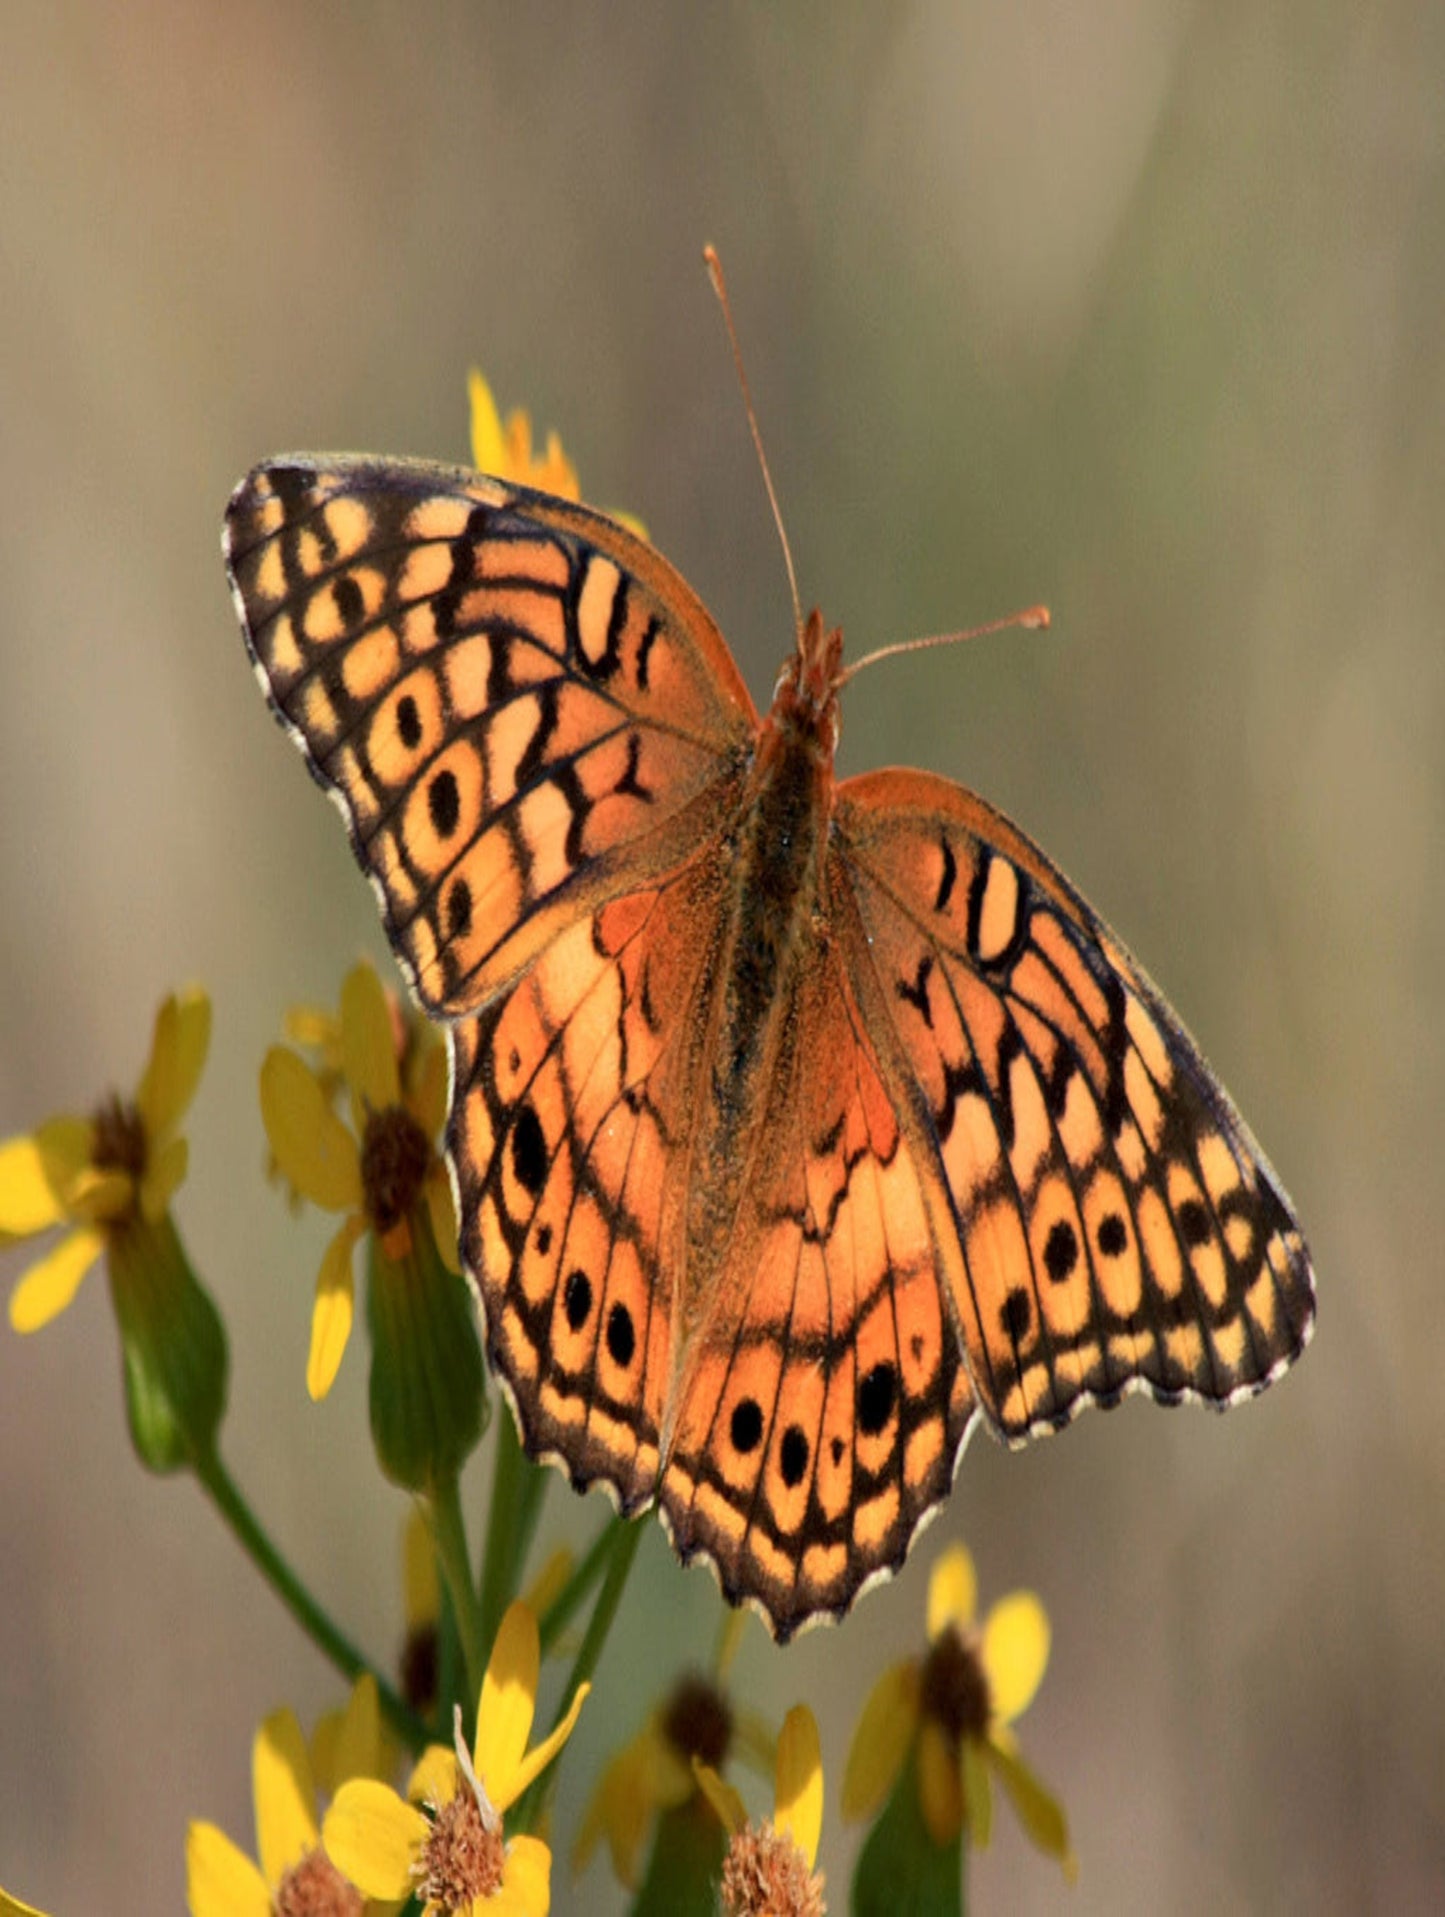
[186,1676,388,1917]
[573,1609,769,1892]
[468,368,647,540]
[843,1543,1073,1872]
[260,960,458,1402]
[0,987,209,1333]
[696,1703,826,1917]
[323,1600,588,1916]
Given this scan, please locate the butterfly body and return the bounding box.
[225,455,1314,1639]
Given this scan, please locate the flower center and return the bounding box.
[422,1788,506,1907]
[720,1821,825,1917]
[661,1673,733,1770]
[90,1093,147,1182]
[274,1844,363,1917]
[401,1619,439,1718]
[920,1626,992,1745]
[359,1105,431,1236]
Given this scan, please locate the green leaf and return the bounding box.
[852,1740,964,1917]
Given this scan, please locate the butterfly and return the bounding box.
[224,453,1315,1640]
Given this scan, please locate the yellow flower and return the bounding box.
[573,1610,769,1891]
[260,960,458,1402]
[843,1544,1073,1872]
[468,368,647,539]
[469,369,580,500]
[324,1600,588,1916]
[696,1703,826,1917]
[186,1677,388,1916]
[1,987,209,1332]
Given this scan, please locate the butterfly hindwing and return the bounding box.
[224,458,755,1018]
[658,924,977,1639]
[832,768,1315,1441]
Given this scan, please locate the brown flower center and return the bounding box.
[920,1626,992,1745]
[274,1844,363,1917]
[720,1822,826,1917]
[422,1788,505,1907]
[661,1673,733,1770]
[400,1619,439,1718]
[90,1093,147,1182]
[359,1105,431,1236]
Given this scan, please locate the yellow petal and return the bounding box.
[502,1678,590,1812]
[918,1718,964,1846]
[475,1601,539,1807]
[841,1661,918,1823]
[410,1034,449,1142]
[184,1819,272,1917]
[572,1734,654,1885]
[961,1734,993,1850]
[406,1741,456,1807]
[341,963,400,1117]
[307,1215,363,1400]
[469,368,508,475]
[774,1705,823,1867]
[989,1726,1075,1872]
[137,988,211,1138]
[927,1544,978,1641]
[403,1505,440,1629]
[692,1759,746,1837]
[329,1673,383,1788]
[55,1164,132,1225]
[496,1832,551,1917]
[283,1003,340,1052]
[254,1708,319,1888]
[522,1545,574,1622]
[425,1165,461,1275]
[35,1115,96,1193]
[981,1591,1050,1725]
[0,1134,66,1233]
[139,1134,188,1222]
[322,1779,426,1900]
[8,1226,104,1333]
[260,1048,362,1211]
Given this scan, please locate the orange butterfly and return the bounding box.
[225,440,1313,1641]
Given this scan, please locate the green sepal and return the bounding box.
[630,1794,728,1917]
[365,1201,485,1489]
[852,1737,965,1917]
[106,1213,228,1473]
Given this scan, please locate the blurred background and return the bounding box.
[2,4,1442,1910]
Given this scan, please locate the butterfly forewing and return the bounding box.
[832,769,1315,1441]
[224,458,755,1017]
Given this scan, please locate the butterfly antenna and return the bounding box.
[704,244,805,643]
[839,603,1052,687]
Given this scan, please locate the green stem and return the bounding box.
[537,1516,618,1657]
[513,1514,643,1833]
[428,1469,486,1712]
[477,1410,548,1662]
[194,1447,425,1748]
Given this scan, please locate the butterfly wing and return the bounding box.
[224,457,757,1017]
[830,768,1315,1441]
[449,844,740,1517]
[657,923,978,1639]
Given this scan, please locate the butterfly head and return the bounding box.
[769,607,845,762]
